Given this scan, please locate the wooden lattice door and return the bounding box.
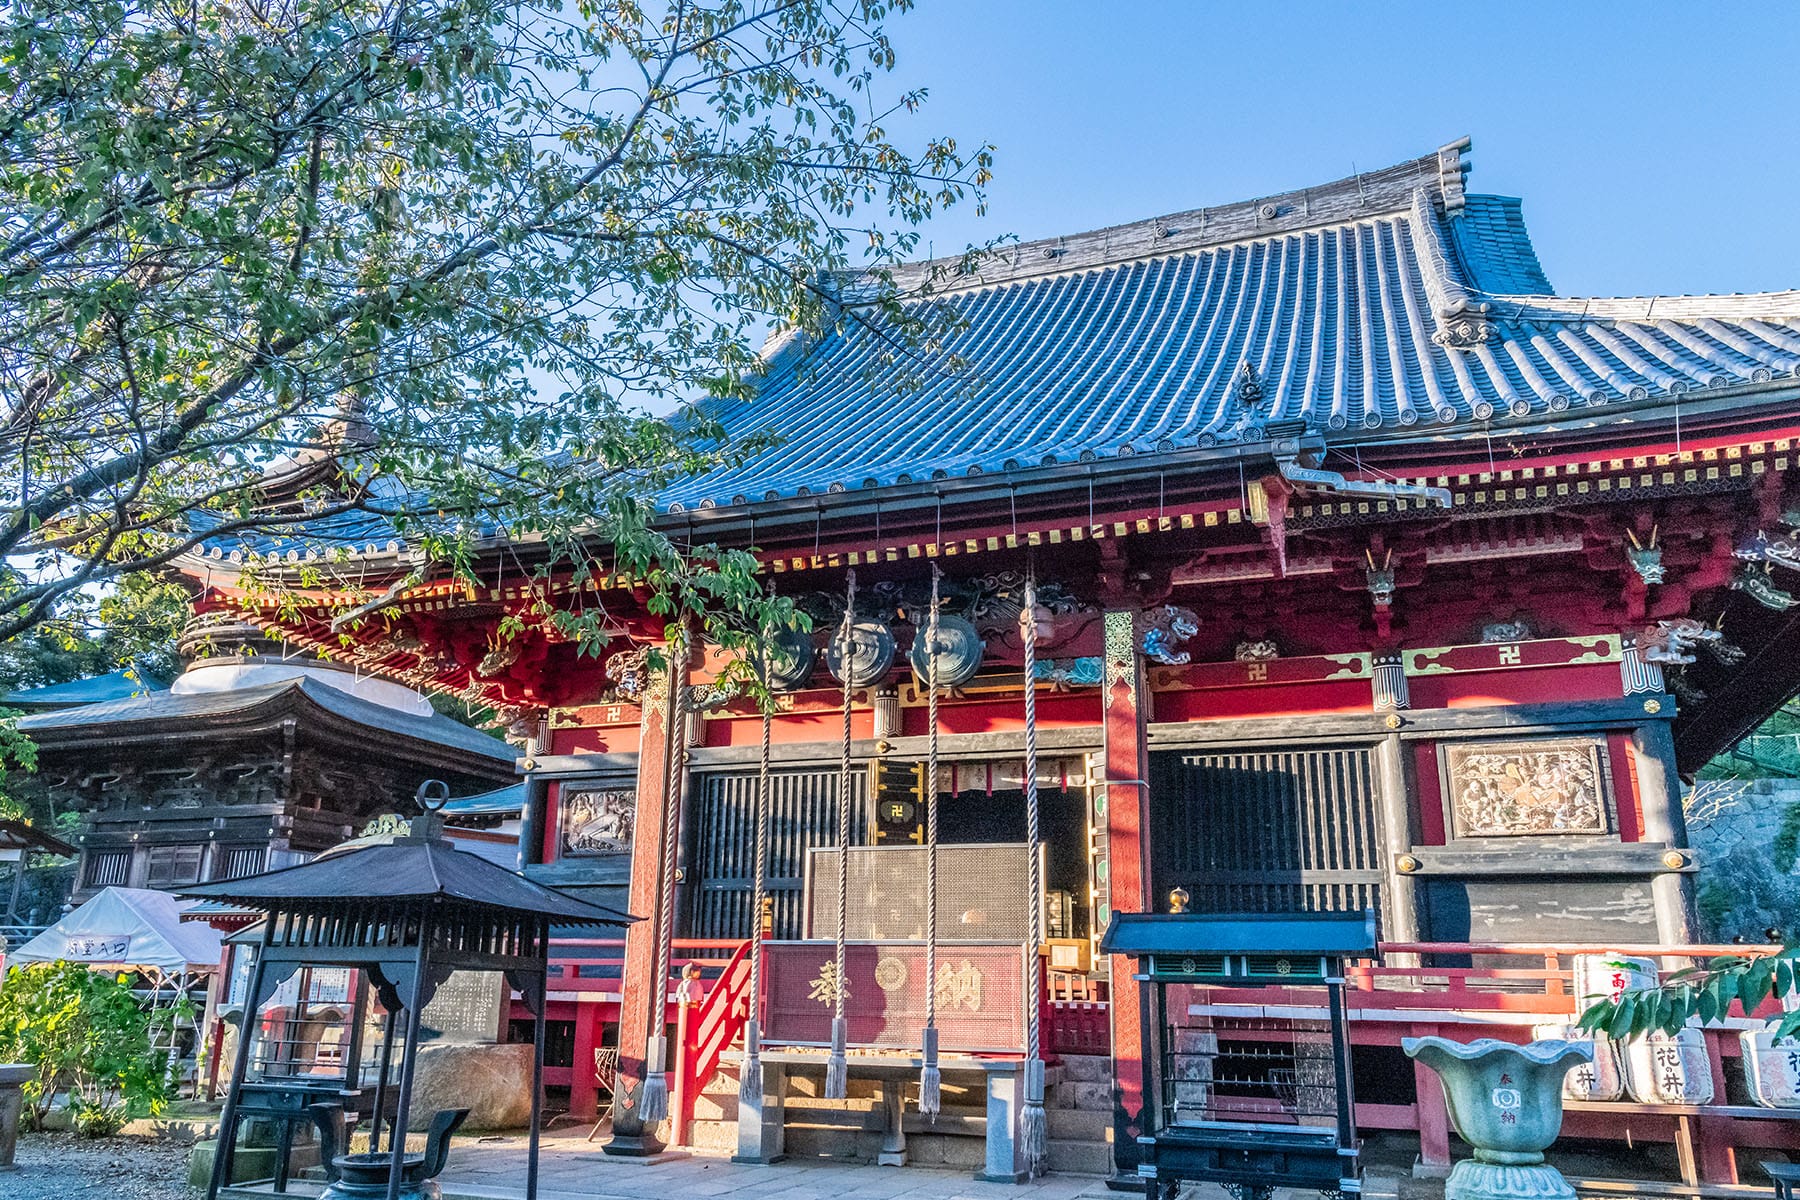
[1149,745,1385,927]
[685,766,868,939]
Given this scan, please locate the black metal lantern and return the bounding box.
[1099,909,1378,1200]
[182,797,633,1200]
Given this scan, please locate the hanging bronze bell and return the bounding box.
[764,624,817,691]
[824,619,896,687]
[908,613,985,689]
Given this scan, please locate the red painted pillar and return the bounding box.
[1697,1028,1738,1184]
[1101,609,1149,1178]
[604,652,679,1156]
[1411,1022,1453,1175]
[569,1002,600,1122]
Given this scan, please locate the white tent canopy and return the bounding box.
[8,886,224,974]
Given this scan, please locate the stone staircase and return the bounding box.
[1044,1054,1115,1176]
[683,1052,1116,1175]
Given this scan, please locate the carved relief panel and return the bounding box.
[559,787,637,856]
[1441,736,1611,838]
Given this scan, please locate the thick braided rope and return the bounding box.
[654,641,687,1014]
[827,570,857,1097]
[1019,575,1047,1169]
[919,565,944,1115]
[739,674,773,1106]
[924,565,942,1029]
[639,634,686,1122]
[1020,579,1042,1065]
[750,697,771,999]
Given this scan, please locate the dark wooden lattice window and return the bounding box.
[686,766,869,940]
[85,850,130,889]
[1150,745,1385,925]
[143,845,205,889]
[216,846,267,880]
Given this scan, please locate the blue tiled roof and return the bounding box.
[1450,196,1552,296]
[659,141,1800,511]
[2,669,164,710]
[184,140,1800,560]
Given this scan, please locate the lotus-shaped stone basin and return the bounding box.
[1403,1037,1593,1165]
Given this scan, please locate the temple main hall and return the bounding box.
[183,139,1800,1187]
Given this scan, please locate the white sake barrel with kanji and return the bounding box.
[1741,1029,1800,1108]
[1624,1027,1714,1104]
[1534,1023,1625,1101]
[1571,954,1658,1008]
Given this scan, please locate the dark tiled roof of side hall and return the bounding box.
[15,676,517,764]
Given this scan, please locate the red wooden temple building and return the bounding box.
[177,139,1800,1188]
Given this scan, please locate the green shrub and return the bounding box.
[71,1097,130,1138]
[0,961,173,1130]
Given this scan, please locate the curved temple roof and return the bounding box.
[180,828,633,925]
[185,138,1800,569]
[662,138,1800,512]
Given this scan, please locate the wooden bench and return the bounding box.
[731,1049,1034,1182]
[1566,1100,1800,1188]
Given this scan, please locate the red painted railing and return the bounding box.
[541,936,745,996]
[1047,999,1110,1056]
[670,938,753,1147]
[1353,941,1787,1015]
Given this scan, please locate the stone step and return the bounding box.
[764,1125,992,1169]
[782,1072,983,1105]
[687,1113,1112,1175]
[1050,1077,1113,1114]
[1055,1053,1114,1085]
[681,1118,738,1153]
[690,1091,738,1122]
[1045,1137,1114,1176]
[1047,1106,1110,1142]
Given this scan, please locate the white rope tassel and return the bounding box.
[826,571,857,1100]
[738,1017,762,1107]
[740,698,773,1107]
[919,564,943,1117]
[1018,575,1048,1171]
[638,1032,670,1123]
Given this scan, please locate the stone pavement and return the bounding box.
[438,1129,1115,1200]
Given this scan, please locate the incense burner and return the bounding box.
[1403,1037,1591,1200]
[310,1103,468,1200]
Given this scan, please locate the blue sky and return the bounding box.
[879,2,1800,298]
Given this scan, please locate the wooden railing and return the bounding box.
[1047,1000,1109,1056]
[1345,941,1789,1017]
[670,938,753,1147]
[543,936,745,997]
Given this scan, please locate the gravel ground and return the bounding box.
[8,1131,196,1200]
